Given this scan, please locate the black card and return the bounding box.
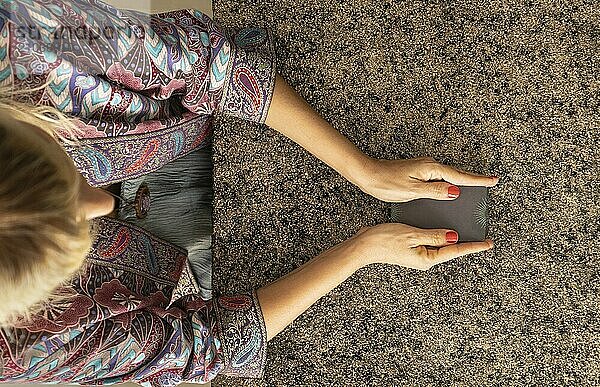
[387,186,489,242]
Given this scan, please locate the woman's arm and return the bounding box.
[263,74,499,202]
[256,231,362,340]
[264,73,373,189]
[257,224,494,340]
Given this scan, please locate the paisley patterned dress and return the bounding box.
[0,0,276,385]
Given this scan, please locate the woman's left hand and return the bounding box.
[354,157,500,203]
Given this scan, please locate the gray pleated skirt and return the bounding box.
[116,142,214,300]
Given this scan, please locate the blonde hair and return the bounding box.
[0,83,96,326]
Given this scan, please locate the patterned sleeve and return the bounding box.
[132,291,269,384]
[0,1,276,131]
[0,215,270,384]
[151,9,278,125]
[213,25,277,125]
[0,291,267,385]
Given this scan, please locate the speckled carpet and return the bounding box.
[210,1,600,385]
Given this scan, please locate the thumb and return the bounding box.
[415,181,461,201]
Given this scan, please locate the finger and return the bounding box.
[432,164,499,187]
[356,226,370,235]
[426,239,494,265]
[414,181,462,201]
[412,228,459,247]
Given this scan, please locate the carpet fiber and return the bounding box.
[210,0,600,385]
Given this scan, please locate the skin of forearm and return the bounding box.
[256,236,365,341]
[264,73,374,187]
[257,74,372,340]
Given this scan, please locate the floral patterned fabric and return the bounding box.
[0,0,276,186]
[0,0,276,384]
[1,218,269,385]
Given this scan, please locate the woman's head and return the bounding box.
[0,91,94,326]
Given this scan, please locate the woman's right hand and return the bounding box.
[257,222,493,341]
[351,223,494,271]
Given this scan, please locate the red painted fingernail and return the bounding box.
[446,231,458,243]
[448,185,460,198]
